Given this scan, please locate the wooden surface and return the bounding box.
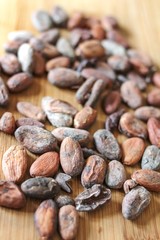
[0,0,160,239]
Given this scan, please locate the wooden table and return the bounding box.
[0,0,160,239]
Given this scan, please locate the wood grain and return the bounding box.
[0,0,160,239]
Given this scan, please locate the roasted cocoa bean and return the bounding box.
[16,117,44,128]
[17,101,46,122]
[81,155,107,188]
[102,90,121,115]
[135,106,160,121]
[52,127,91,147]
[0,112,16,134]
[131,169,160,192]
[2,145,27,183]
[76,40,105,58]
[94,129,121,160]
[121,137,146,166]
[123,179,138,194]
[48,67,83,88]
[147,117,160,147]
[74,106,97,129]
[105,160,126,189]
[34,200,57,239]
[120,81,144,109]
[8,30,33,42]
[101,39,126,56]
[122,186,151,220]
[46,56,70,71]
[15,126,58,154]
[0,54,21,75]
[21,177,60,199]
[30,152,60,177]
[0,181,26,209]
[107,30,129,48]
[82,147,108,161]
[7,72,33,93]
[0,77,9,106]
[59,205,79,240]
[60,137,85,176]
[119,112,148,139]
[141,145,160,171]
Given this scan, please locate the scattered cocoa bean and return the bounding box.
[122,186,151,220]
[119,112,148,139]
[60,137,85,176]
[131,169,160,192]
[94,129,121,160]
[34,199,57,239]
[52,127,91,147]
[21,177,60,199]
[30,152,60,177]
[74,106,97,129]
[0,112,16,134]
[105,160,126,189]
[81,155,107,188]
[121,137,146,166]
[141,145,160,171]
[0,180,26,209]
[7,72,33,93]
[15,126,58,154]
[59,205,79,240]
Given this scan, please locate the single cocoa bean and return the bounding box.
[121,137,146,166]
[59,205,79,240]
[17,101,46,122]
[147,117,160,147]
[105,160,126,189]
[7,72,33,93]
[0,112,16,134]
[34,200,57,239]
[60,137,85,176]
[30,152,60,177]
[15,126,58,154]
[74,106,97,129]
[2,145,27,183]
[119,112,148,139]
[0,181,26,209]
[21,177,60,199]
[81,155,107,188]
[94,129,121,160]
[122,186,151,220]
[52,127,91,147]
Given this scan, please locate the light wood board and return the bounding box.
[0,0,160,239]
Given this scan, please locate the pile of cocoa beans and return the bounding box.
[0,5,160,240]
